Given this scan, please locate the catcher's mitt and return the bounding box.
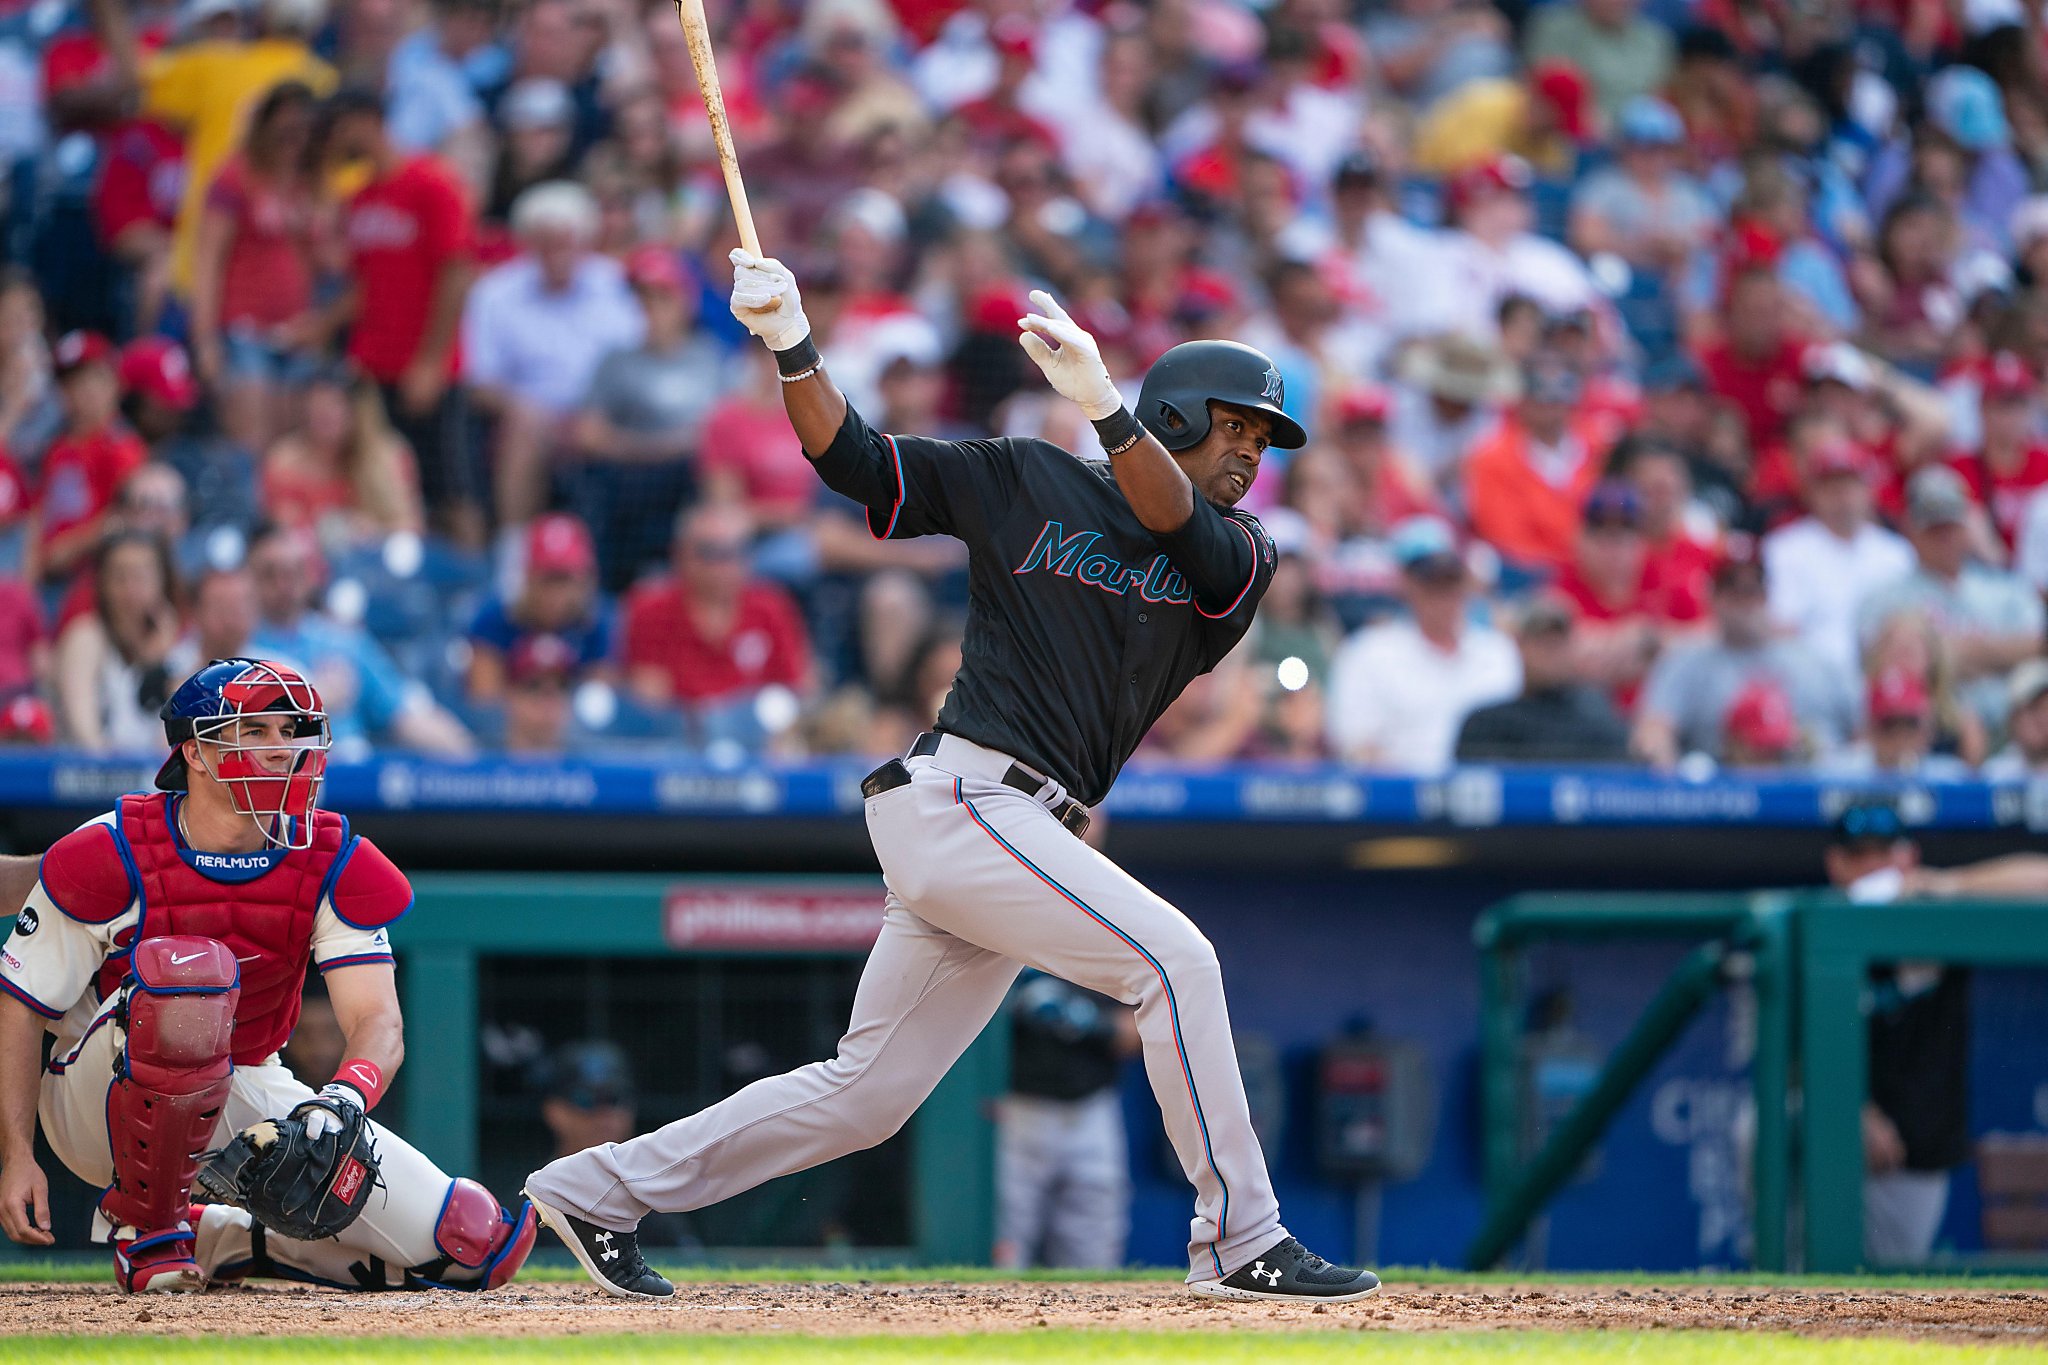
[195,1098,381,1241]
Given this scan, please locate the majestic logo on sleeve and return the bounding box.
[1014,521,1192,602]
[13,906,35,936]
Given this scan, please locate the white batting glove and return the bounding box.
[1017,290,1123,421]
[728,248,812,353]
[293,1083,364,1140]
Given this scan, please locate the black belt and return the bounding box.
[861,732,1091,839]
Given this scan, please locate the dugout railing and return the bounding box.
[1472,890,2048,1274]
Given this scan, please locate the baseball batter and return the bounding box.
[524,254,1379,1305]
[0,660,536,1292]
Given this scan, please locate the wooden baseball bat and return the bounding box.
[673,0,763,259]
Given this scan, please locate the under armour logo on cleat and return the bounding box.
[1250,1262,1282,1285]
[594,1231,620,1262]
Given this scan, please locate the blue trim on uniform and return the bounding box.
[47,1006,119,1072]
[952,777,1230,1279]
[314,816,355,915]
[1193,517,1262,621]
[133,956,238,998]
[0,974,62,1020]
[316,953,395,974]
[109,803,146,911]
[122,1228,194,1256]
[870,434,906,540]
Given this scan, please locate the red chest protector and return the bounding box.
[89,796,344,1066]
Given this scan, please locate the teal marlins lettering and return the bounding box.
[1014,521,1191,603]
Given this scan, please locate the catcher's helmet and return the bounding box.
[1134,340,1308,453]
[157,658,332,849]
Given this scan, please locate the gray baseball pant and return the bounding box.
[526,734,1285,1280]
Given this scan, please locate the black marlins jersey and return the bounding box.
[812,403,1276,805]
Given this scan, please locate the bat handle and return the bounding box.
[722,159,762,261]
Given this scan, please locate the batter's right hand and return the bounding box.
[0,1156,53,1245]
[729,248,813,353]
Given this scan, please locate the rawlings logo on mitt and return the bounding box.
[195,1098,381,1241]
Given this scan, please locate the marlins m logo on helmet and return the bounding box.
[1261,364,1283,401]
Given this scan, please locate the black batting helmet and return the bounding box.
[1135,340,1308,452]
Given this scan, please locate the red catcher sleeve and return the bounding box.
[326,837,413,930]
[39,823,137,924]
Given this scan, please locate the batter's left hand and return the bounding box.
[1018,290,1124,421]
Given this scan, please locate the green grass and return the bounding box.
[2,1258,2045,1288]
[7,1334,2044,1365]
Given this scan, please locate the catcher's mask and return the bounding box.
[156,659,331,850]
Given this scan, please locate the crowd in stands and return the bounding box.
[0,0,2047,779]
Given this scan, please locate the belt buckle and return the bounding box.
[1058,803,1091,840]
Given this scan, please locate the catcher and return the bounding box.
[0,659,536,1293]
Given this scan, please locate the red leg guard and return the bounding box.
[100,937,239,1246]
[422,1179,538,1291]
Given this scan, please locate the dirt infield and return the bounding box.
[5,1279,2048,1343]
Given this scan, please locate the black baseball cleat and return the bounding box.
[524,1188,674,1299]
[1187,1237,1381,1304]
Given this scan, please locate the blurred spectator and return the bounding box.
[1622,440,1721,610]
[1718,677,1800,768]
[484,77,579,225]
[263,365,424,545]
[1455,594,1630,762]
[1861,607,1990,769]
[464,181,644,533]
[1280,152,1440,354]
[1411,59,1593,181]
[92,0,337,303]
[1524,0,1673,123]
[1466,358,1612,574]
[119,335,261,544]
[465,512,611,705]
[1391,335,1520,490]
[189,80,322,450]
[500,633,576,754]
[1984,660,2048,778]
[246,521,474,757]
[1762,441,1913,679]
[1857,466,2045,732]
[0,574,46,704]
[321,88,480,545]
[1702,266,1809,451]
[385,0,498,174]
[189,566,256,663]
[622,503,814,726]
[1948,351,2048,552]
[1427,156,1598,339]
[1325,517,1520,771]
[568,245,725,587]
[51,530,185,753]
[1553,481,1706,707]
[28,332,146,587]
[1364,0,1515,110]
[0,271,56,458]
[1825,665,1974,780]
[1569,98,1717,297]
[1634,545,1859,767]
[1144,646,1265,762]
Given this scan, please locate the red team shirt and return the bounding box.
[1948,447,2048,549]
[35,427,146,556]
[342,155,473,383]
[205,155,317,328]
[622,580,811,705]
